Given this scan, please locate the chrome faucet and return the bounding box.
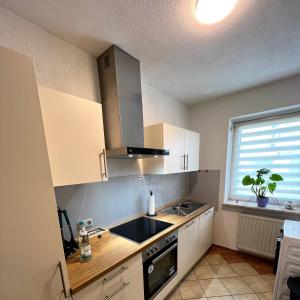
[174,192,192,211]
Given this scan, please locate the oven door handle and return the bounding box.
[152,243,178,265]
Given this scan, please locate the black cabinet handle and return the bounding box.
[58,261,68,298]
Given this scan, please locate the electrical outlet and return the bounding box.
[82,218,94,228]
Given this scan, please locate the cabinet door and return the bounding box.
[198,208,214,258]
[178,218,199,280]
[0,47,69,300]
[178,223,190,280]
[184,129,200,172]
[163,124,185,174]
[39,86,107,186]
[189,217,200,266]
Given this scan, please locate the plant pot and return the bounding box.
[256,197,269,207]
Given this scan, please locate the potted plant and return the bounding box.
[242,168,283,207]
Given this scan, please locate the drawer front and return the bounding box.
[101,253,142,290]
[100,267,144,300]
[72,254,142,300]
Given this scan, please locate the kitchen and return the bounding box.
[1,1,300,300]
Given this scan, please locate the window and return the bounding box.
[228,112,300,204]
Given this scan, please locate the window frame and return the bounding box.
[225,105,300,206]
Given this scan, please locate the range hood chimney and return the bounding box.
[97,46,169,159]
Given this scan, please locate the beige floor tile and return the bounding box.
[199,278,230,297]
[182,299,207,300]
[197,257,209,266]
[256,292,273,300]
[167,288,182,300]
[194,265,218,279]
[233,294,259,300]
[184,299,207,300]
[230,263,258,276]
[205,254,228,265]
[208,297,234,300]
[221,277,253,295]
[185,270,198,280]
[241,275,273,293]
[211,264,238,278]
[261,274,275,289]
[179,280,205,299]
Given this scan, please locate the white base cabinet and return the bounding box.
[73,254,143,300]
[198,207,214,258]
[121,267,144,300]
[99,267,144,300]
[178,208,214,282]
[178,217,200,281]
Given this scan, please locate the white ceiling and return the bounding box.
[1,0,300,104]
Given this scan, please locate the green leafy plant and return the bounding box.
[242,168,283,198]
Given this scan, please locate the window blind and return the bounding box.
[229,113,300,203]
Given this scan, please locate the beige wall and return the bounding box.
[0,6,100,102]
[0,6,190,178]
[6,3,300,250]
[0,6,191,229]
[0,7,189,130]
[142,82,189,128]
[189,75,300,249]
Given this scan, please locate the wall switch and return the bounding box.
[82,218,94,228]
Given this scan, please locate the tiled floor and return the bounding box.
[167,245,275,300]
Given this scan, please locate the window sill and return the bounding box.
[223,199,300,215]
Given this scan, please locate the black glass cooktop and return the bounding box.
[109,217,173,243]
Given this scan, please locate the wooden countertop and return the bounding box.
[67,202,214,294]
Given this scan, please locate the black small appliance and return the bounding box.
[57,207,78,258]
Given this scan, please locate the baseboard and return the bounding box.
[212,244,239,253]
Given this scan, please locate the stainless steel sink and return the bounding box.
[162,202,207,216]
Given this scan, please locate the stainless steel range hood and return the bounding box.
[97,46,169,159]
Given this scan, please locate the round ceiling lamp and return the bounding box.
[195,0,237,24]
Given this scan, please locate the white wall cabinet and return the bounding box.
[198,207,214,258]
[0,46,69,300]
[178,217,200,280]
[143,123,200,174]
[184,129,200,172]
[38,86,107,186]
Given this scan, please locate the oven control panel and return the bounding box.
[142,230,178,261]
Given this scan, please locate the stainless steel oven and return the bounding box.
[143,231,178,300]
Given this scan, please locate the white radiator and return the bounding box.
[237,214,283,259]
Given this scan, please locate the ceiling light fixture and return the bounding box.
[195,0,237,24]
